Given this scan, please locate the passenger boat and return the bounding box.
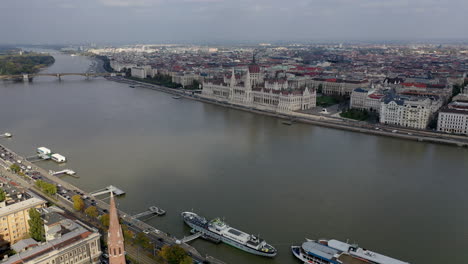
[292,239,410,264]
[181,211,277,257]
[172,96,182,99]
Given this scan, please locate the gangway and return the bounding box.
[181,232,202,243]
[90,185,125,197]
[26,154,50,162]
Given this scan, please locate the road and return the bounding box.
[0,143,223,264]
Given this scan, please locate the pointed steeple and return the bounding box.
[108,192,126,264]
[230,68,236,87]
[245,69,251,90]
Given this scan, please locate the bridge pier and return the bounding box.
[22,74,29,82]
[57,74,61,81]
[85,73,90,80]
[111,73,116,77]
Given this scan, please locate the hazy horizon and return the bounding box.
[1,0,468,45]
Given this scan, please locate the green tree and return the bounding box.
[28,208,45,242]
[0,189,5,202]
[135,232,152,249]
[158,245,188,264]
[35,180,57,195]
[179,256,192,264]
[9,164,21,173]
[84,206,99,218]
[100,213,110,227]
[317,83,323,94]
[72,195,85,211]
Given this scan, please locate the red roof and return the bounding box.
[248,64,260,73]
[402,82,427,88]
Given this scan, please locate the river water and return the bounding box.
[1,52,467,264]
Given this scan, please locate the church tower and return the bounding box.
[108,193,126,264]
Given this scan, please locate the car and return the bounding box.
[102,253,109,259]
[392,130,398,133]
[103,209,108,213]
[143,229,150,234]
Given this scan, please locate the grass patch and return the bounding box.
[316,96,338,107]
[340,109,370,121]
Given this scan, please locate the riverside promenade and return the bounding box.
[0,143,226,264]
[112,77,468,148]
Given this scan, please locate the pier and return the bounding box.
[132,206,166,219]
[49,169,77,177]
[26,154,51,162]
[0,133,12,138]
[90,185,125,196]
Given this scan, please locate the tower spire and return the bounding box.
[108,192,126,264]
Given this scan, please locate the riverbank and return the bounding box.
[113,77,468,148]
[0,142,225,264]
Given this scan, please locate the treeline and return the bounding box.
[127,74,183,89]
[0,52,55,75]
[94,55,114,73]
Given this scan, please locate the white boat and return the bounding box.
[51,153,66,163]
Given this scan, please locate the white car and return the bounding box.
[143,229,150,234]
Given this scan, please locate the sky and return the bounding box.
[1,0,467,44]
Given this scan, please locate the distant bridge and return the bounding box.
[0,72,124,81]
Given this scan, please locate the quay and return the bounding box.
[0,143,225,264]
[116,77,468,148]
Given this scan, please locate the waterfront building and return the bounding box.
[130,67,146,79]
[310,78,368,96]
[202,68,316,113]
[107,193,125,264]
[350,88,386,113]
[437,101,468,135]
[2,207,101,264]
[172,73,204,88]
[380,95,432,129]
[0,187,46,250]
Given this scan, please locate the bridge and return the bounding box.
[0,72,124,81]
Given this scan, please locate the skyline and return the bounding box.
[1,0,468,44]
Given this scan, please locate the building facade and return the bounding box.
[437,101,468,135]
[380,96,432,129]
[202,69,316,113]
[311,78,368,96]
[2,208,101,264]
[350,88,386,113]
[0,192,46,249]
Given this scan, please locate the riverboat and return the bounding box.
[181,211,277,257]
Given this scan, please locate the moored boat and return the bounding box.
[292,239,410,264]
[181,211,277,257]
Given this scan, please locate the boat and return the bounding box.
[282,120,293,125]
[292,239,410,264]
[172,96,182,99]
[181,211,277,257]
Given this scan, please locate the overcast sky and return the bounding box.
[1,0,467,44]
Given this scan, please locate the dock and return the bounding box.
[0,133,12,138]
[132,206,166,219]
[49,169,77,177]
[90,185,125,197]
[26,154,51,162]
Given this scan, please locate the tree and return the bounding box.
[317,83,323,94]
[28,208,45,242]
[0,189,5,202]
[135,232,151,249]
[9,164,20,173]
[35,180,57,195]
[179,256,192,264]
[72,195,85,211]
[158,245,188,264]
[100,213,110,227]
[84,206,99,218]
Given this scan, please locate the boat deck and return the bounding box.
[338,254,372,264]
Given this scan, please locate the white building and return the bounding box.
[130,67,146,78]
[172,73,204,87]
[380,96,432,129]
[350,88,386,113]
[437,101,468,135]
[202,68,316,113]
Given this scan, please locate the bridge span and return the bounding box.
[0,72,124,81]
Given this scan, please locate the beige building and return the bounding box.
[311,78,368,96]
[0,190,46,249]
[437,101,468,135]
[380,96,432,129]
[172,73,204,88]
[202,68,316,113]
[350,88,386,113]
[2,208,101,264]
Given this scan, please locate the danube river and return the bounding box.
[1,52,467,264]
